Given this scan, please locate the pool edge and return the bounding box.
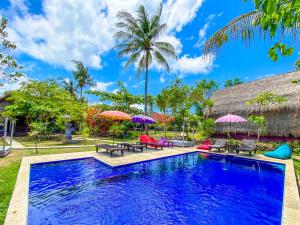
[4,148,300,225]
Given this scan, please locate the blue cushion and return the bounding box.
[263,144,292,159]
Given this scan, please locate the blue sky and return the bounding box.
[0,0,299,103]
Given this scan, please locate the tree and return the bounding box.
[246,91,287,114]
[4,80,85,133]
[88,81,143,114]
[224,78,243,87]
[204,0,299,63]
[72,60,94,102]
[248,115,266,141]
[114,4,177,133]
[191,79,217,117]
[61,78,78,99]
[0,17,22,85]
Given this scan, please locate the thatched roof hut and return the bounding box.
[205,71,300,137]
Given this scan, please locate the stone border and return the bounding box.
[4,148,300,225]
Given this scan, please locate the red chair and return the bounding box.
[140,134,164,149]
[196,139,212,151]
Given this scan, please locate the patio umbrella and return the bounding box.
[132,115,156,124]
[215,114,247,137]
[132,115,156,134]
[99,111,132,144]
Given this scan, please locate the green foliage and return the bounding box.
[268,42,294,61]
[72,60,94,101]
[246,91,287,113]
[204,0,300,62]
[0,17,23,85]
[109,123,126,138]
[4,80,85,132]
[295,58,300,70]
[88,81,143,114]
[224,78,243,87]
[248,115,266,140]
[198,118,215,138]
[114,4,177,115]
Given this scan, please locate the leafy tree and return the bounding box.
[0,17,22,85]
[114,4,177,129]
[224,78,243,87]
[4,80,85,133]
[88,81,143,114]
[72,60,94,102]
[204,0,300,63]
[191,79,217,117]
[246,91,287,114]
[155,90,169,115]
[248,115,266,141]
[198,118,215,138]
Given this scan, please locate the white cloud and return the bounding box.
[132,80,144,88]
[194,13,223,48]
[4,0,205,70]
[131,103,144,110]
[162,0,205,32]
[0,74,29,96]
[90,81,114,91]
[159,74,165,83]
[112,88,119,94]
[177,53,215,76]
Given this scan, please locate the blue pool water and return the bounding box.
[28,152,285,225]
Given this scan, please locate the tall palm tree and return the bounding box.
[114,4,177,123]
[72,60,94,102]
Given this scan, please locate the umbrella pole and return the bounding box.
[113,131,115,146]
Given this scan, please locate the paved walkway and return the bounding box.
[5,138,24,148]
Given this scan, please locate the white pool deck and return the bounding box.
[4,147,300,225]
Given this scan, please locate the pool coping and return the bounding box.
[4,148,300,225]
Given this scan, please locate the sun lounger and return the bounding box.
[210,139,226,152]
[95,144,124,156]
[117,143,146,152]
[139,135,164,150]
[236,139,256,156]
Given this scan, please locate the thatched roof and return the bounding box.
[205,71,300,117]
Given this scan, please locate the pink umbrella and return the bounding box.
[215,114,247,136]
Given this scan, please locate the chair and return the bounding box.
[236,139,256,156]
[210,139,226,152]
[117,143,146,152]
[139,135,164,150]
[196,139,212,150]
[158,137,174,148]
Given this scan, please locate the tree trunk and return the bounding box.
[80,86,83,102]
[144,53,149,134]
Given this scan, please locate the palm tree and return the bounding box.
[72,60,94,102]
[203,0,300,61]
[114,4,177,125]
[61,78,78,99]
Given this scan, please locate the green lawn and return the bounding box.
[14,135,137,147]
[293,159,300,188]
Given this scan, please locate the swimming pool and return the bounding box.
[28,152,285,225]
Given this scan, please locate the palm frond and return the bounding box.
[153,50,170,72]
[203,10,262,55]
[124,50,142,69]
[153,42,177,59]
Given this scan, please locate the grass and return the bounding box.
[293,159,300,188]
